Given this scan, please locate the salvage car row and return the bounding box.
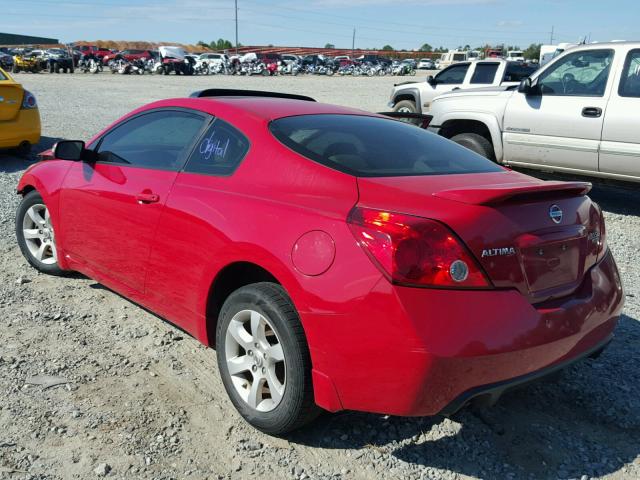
[0,46,420,77]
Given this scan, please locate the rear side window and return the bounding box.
[270,114,502,177]
[470,63,499,84]
[619,49,640,97]
[184,119,250,176]
[97,110,206,171]
[503,62,537,82]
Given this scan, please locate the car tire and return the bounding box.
[16,190,65,276]
[393,99,417,114]
[451,133,496,161]
[216,282,320,435]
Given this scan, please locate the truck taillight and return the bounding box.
[347,207,490,288]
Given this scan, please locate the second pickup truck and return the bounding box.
[389,59,537,113]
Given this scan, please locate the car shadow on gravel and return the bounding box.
[0,136,62,174]
[290,313,640,479]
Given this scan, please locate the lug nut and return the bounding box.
[254,342,259,348]
[251,365,257,372]
[261,367,266,374]
[248,350,253,356]
[263,352,267,359]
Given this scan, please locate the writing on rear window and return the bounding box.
[200,131,230,161]
[185,119,250,176]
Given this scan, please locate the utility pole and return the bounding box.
[235,0,239,55]
[550,25,554,45]
[352,27,356,56]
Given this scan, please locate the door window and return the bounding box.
[434,64,469,84]
[470,63,499,84]
[184,119,250,176]
[537,49,613,96]
[97,110,206,171]
[619,49,640,98]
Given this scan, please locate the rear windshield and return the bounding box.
[270,114,502,177]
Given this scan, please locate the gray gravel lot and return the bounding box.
[0,72,638,480]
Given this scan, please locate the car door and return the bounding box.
[143,118,251,334]
[599,47,640,180]
[502,48,615,172]
[423,63,471,109]
[58,108,208,294]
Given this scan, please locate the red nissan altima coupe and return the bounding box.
[15,90,624,434]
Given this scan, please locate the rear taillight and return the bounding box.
[347,207,490,288]
[593,203,607,259]
[21,90,37,109]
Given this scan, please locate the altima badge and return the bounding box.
[549,204,563,224]
[481,247,516,258]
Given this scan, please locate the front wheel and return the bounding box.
[216,283,319,435]
[16,190,64,275]
[450,132,496,161]
[392,99,417,114]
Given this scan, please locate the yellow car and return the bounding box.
[0,67,40,156]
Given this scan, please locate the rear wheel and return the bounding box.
[16,191,64,275]
[451,133,496,161]
[216,283,320,435]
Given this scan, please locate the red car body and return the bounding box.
[17,93,624,417]
[79,45,112,59]
[102,49,155,64]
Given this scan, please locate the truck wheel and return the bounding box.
[451,133,496,161]
[393,99,417,114]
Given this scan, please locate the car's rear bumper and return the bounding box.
[438,333,612,415]
[306,250,623,415]
[0,108,40,149]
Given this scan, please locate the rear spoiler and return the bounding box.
[433,181,592,205]
[378,111,433,129]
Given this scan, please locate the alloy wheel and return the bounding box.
[224,309,286,412]
[22,204,57,265]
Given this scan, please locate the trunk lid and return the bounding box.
[356,171,601,303]
[0,72,23,121]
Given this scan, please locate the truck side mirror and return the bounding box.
[427,75,436,86]
[518,77,533,94]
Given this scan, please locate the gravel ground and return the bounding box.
[0,72,638,480]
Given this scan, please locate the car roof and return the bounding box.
[144,96,378,122]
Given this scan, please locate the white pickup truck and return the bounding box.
[389,59,537,113]
[428,42,640,183]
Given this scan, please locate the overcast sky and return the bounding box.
[3,0,638,49]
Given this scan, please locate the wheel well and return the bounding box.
[18,185,35,196]
[205,262,280,347]
[439,120,493,145]
[394,93,416,105]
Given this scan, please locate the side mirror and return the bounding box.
[518,77,533,94]
[53,140,85,160]
[53,140,98,162]
[427,75,436,86]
